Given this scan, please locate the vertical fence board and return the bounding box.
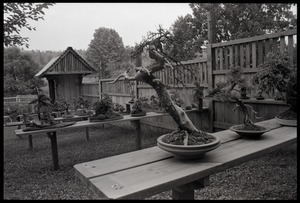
[246,43,250,69]
[224,47,228,70]
[251,42,256,69]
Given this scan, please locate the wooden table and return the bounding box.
[74,119,297,200]
[14,112,181,170]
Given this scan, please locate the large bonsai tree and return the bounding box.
[109,28,215,145]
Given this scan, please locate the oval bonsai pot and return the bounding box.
[157,134,221,160]
[229,124,271,138]
[275,116,297,127]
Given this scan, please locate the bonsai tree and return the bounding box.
[90,94,123,121]
[53,98,73,118]
[109,28,216,146]
[193,81,204,112]
[29,87,54,126]
[252,51,297,121]
[208,66,263,131]
[130,98,147,116]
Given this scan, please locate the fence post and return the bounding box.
[98,79,102,100]
[207,11,216,91]
[135,53,142,99]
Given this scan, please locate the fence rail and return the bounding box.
[4,95,37,104]
[80,28,297,108]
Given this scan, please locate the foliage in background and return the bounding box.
[165,3,296,61]
[86,27,134,79]
[3,3,54,48]
[4,47,46,97]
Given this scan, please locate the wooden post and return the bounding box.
[28,134,33,150]
[172,177,210,200]
[47,131,59,170]
[207,11,216,91]
[130,120,142,150]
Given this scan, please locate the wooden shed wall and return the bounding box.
[56,75,82,101]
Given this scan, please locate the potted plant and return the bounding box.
[130,98,147,117]
[193,81,204,112]
[208,66,271,138]
[252,51,297,126]
[89,94,123,122]
[149,95,165,113]
[109,28,220,160]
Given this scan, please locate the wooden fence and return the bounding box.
[81,28,296,106]
[210,28,297,98]
[80,25,296,132]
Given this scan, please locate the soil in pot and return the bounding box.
[161,130,216,145]
[157,130,220,160]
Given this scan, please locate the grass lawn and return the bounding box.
[3,122,297,200]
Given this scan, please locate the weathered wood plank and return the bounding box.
[212,29,296,48]
[251,42,256,69]
[85,123,296,199]
[246,43,250,69]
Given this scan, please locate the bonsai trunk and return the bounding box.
[110,47,201,135]
[233,98,256,128]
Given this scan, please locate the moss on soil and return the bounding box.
[162,130,216,145]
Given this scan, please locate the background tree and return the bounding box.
[165,3,296,61]
[86,27,131,79]
[4,2,54,48]
[4,47,46,96]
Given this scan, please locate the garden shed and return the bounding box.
[35,47,96,103]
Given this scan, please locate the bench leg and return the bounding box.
[172,188,194,200]
[28,134,33,150]
[47,132,59,170]
[130,120,141,150]
[85,127,89,142]
[172,176,210,200]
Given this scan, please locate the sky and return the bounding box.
[19,3,193,51]
[18,3,297,52]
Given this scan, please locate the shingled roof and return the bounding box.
[35,47,97,77]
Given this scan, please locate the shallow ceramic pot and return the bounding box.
[157,134,221,160]
[275,116,297,127]
[229,124,271,138]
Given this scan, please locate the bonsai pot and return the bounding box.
[229,124,271,138]
[275,116,297,127]
[130,111,146,117]
[157,134,221,160]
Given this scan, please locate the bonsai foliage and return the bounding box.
[90,94,122,121]
[73,96,91,110]
[29,93,54,126]
[109,27,216,146]
[208,66,263,130]
[53,98,72,114]
[131,98,146,115]
[252,51,297,118]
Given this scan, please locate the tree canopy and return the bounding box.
[166,3,296,61]
[3,3,54,48]
[86,27,133,79]
[4,47,46,97]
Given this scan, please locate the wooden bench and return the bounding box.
[73,118,297,199]
[14,111,195,170]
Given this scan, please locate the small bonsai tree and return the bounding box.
[193,81,204,112]
[90,94,123,121]
[131,98,146,116]
[29,88,54,126]
[252,51,297,120]
[208,66,263,131]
